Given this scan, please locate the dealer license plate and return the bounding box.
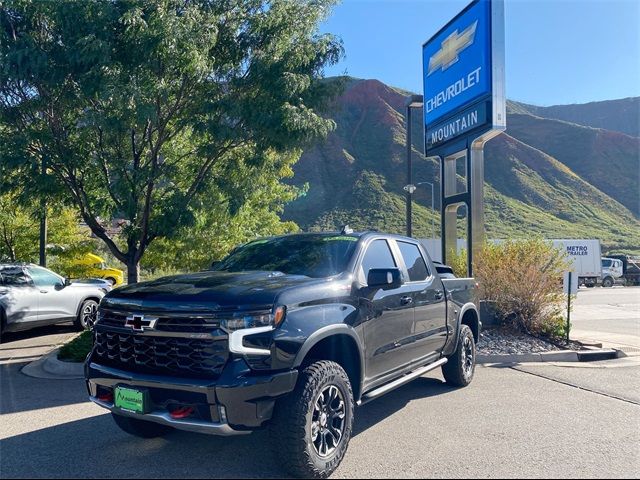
[114,386,145,414]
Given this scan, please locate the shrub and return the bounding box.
[473,239,569,337]
[447,248,468,278]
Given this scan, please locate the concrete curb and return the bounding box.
[21,348,84,380]
[477,348,621,364]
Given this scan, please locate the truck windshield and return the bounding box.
[212,235,359,278]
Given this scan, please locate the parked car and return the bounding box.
[85,230,480,478]
[599,257,624,287]
[71,277,114,292]
[0,263,107,342]
[72,253,125,286]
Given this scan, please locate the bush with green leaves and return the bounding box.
[473,239,569,338]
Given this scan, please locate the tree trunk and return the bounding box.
[126,260,140,284]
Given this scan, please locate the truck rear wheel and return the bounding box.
[442,325,476,388]
[270,360,354,479]
[111,413,173,438]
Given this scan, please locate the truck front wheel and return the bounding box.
[270,360,354,479]
[442,325,476,387]
[111,413,173,438]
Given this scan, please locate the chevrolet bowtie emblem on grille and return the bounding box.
[125,314,159,332]
[428,20,478,76]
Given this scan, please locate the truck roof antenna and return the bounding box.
[341,225,354,234]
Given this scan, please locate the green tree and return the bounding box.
[0,191,93,273]
[0,0,343,283]
[142,149,302,274]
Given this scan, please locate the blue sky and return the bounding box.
[320,0,640,106]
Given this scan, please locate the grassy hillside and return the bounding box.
[505,114,640,216]
[508,98,640,138]
[283,78,640,253]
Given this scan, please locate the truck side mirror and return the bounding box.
[367,268,403,290]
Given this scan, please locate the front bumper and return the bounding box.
[85,356,298,435]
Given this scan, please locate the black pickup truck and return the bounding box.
[85,231,480,478]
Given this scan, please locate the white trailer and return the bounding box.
[552,239,602,287]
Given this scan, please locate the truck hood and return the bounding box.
[102,270,318,311]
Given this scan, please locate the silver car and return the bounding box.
[0,263,107,342]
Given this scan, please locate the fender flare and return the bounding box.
[292,324,366,398]
[455,302,481,343]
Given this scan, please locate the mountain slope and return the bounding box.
[505,114,640,216]
[508,98,640,138]
[284,78,640,253]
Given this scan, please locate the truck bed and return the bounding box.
[441,277,477,307]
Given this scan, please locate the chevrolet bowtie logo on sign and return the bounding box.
[125,314,159,332]
[428,21,478,76]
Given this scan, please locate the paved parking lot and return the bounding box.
[571,286,640,353]
[1,358,639,478]
[1,287,639,478]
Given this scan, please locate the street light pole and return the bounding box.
[404,181,435,239]
[405,95,423,238]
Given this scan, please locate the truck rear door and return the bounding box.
[393,240,447,358]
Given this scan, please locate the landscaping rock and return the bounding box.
[477,327,562,356]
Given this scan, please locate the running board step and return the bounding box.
[358,358,448,405]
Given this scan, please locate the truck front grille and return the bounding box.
[94,330,228,379]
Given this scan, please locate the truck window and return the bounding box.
[601,259,612,268]
[213,235,358,278]
[359,239,396,283]
[397,241,430,281]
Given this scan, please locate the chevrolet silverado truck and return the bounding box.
[85,231,480,478]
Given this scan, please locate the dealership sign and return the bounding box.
[423,0,505,151]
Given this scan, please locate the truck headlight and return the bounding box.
[221,306,286,332]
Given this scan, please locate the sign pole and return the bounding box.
[422,0,505,273]
[566,271,572,344]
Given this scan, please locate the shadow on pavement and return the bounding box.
[0,323,77,345]
[354,376,455,436]
[0,374,456,478]
[0,362,88,415]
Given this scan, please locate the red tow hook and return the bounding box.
[169,406,195,419]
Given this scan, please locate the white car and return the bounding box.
[0,263,107,341]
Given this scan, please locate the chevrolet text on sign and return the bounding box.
[422,0,505,151]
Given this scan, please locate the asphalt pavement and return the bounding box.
[571,286,640,353]
[1,288,639,478]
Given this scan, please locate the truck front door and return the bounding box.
[358,238,416,385]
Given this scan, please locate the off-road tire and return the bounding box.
[442,325,476,387]
[75,299,99,330]
[270,360,354,479]
[111,413,173,438]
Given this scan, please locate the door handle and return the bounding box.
[434,289,444,300]
[400,296,413,305]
